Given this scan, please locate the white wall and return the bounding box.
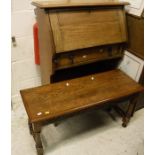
[11,0,42,108]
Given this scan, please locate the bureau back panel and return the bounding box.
[49,7,127,53]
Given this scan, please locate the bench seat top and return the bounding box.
[20,69,143,123]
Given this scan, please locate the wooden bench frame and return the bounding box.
[28,95,140,155]
[20,69,143,155]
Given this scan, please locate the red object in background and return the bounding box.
[33,23,40,65]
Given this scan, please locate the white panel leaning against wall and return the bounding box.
[120,0,144,17]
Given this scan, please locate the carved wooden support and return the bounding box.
[122,94,139,127]
[28,119,33,135]
[32,123,44,155]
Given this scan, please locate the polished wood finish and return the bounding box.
[21,69,143,154]
[126,13,144,59]
[32,1,129,9]
[20,69,143,123]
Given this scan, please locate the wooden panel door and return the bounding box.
[49,7,127,53]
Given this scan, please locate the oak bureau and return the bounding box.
[32,0,129,84]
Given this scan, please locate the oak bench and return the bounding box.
[20,69,143,155]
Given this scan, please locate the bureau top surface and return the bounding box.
[20,69,143,123]
[32,1,129,9]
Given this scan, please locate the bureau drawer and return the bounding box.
[74,46,123,64]
[74,48,107,64]
[53,53,71,68]
[54,45,123,70]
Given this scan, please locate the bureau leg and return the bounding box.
[32,123,44,155]
[122,95,138,127]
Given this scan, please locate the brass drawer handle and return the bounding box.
[82,55,87,58]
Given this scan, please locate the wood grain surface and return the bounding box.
[20,69,143,123]
[32,1,129,9]
[49,7,127,52]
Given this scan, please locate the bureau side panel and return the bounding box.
[35,8,56,85]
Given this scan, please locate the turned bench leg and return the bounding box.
[28,119,33,135]
[31,123,44,155]
[122,94,138,127]
[34,132,43,155]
